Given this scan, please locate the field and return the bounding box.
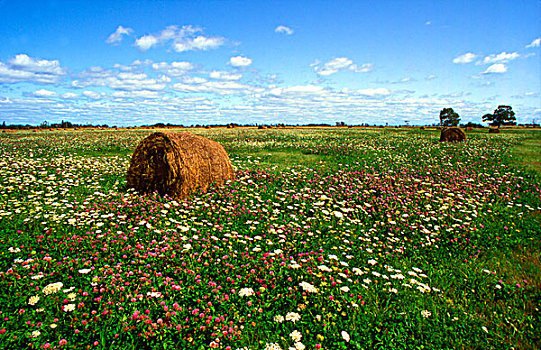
[0,127,540,350]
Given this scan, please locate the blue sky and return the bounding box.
[0,0,539,126]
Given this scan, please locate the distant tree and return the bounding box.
[439,108,461,127]
[482,105,516,127]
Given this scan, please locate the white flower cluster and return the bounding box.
[299,281,318,293]
[238,288,255,297]
[43,282,63,295]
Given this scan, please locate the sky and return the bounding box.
[0,0,539,127]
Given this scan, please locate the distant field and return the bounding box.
[0,127,539,350]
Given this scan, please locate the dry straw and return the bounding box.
[127,132,234,199]
[439,127,466,142]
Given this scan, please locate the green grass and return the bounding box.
[511,132,541,175]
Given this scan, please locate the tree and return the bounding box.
[439,108,461,127]
[482,105,516,127]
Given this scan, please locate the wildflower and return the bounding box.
[43,282,63,295]
[264,343,282,350]
[28,295,40,305]
[294,342,305,350]
[341,331,350,342]
[299,281,318,293]
[78,269,91,274]
[50,323,57,329]
[290,330,302,342]
[63,304,76,312]
[274,315,285,323]
[31,330,41,338]
[340,286,350,293]
[421,310,431,318]
[368,259,377,265]
[67,293,77,301]
[238,288,255,297]
[146,292,162,298]
[285,312,301,323]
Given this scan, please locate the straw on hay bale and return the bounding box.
[439,127,466,142]
[126,132,234,199]
[488,128,500,134]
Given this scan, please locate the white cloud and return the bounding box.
[482,63,507,74]
[314,57,373,76]
[173,81,257,95]
[73,68,170,91]
[62,92,79,99]
[112,90,160,99]
[356,88,391,96]
[526,37,540,48]
[453,53,477,64]
[151,61,194,77]
[32,89,57,97]
[269,85,326,96]
[275,25,294,35]
[83,91,103,99]
[135,35,159,51]
[106,25,133,45]
[175,36,224,52]
[482,51,519,64]
[426,74,437,80]
[0,54,66,84]
[209,71,242,80]
[229,56,252,67]
[134,25,225,52]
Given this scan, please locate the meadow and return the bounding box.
[0,127,540,350]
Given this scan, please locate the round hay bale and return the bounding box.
[439,127,466,142]
[466,126,473,131]
[488,128,500,134]
[126,132,234,199]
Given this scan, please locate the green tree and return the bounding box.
[482,105,516,127]
[439,108,461,127]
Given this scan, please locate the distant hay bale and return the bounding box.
[488,128,500,134]
[439,127,466,142]
[126,132,234,199]
[420,126,425,130]
[466,126,473,131]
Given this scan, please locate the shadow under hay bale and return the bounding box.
[126,132,234,199]
[489,128,500,134]
[439,127,466,142]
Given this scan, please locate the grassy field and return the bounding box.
[0,127,540,350]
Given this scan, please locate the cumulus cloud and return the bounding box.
[275,25,294,35]
[481,51,519,64]
[173,80,258,95]
[209,71,242,80]
[72,67,170,91]
[151,61,194,77]
[106,25,133,45]
[134,25,225,52]
[453,53,477,64]
[314,57,373,76]
[269,85,326,96]
[62,92,79,99]
[526,37,540,48]
[0,54,67,84]
[356,88,391,96]
[32,89,57,97]
[229,56,252,67]
[482,63,507,74]
[83,91,103,99]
